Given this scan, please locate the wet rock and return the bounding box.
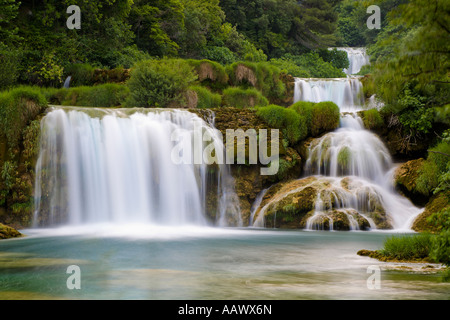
[0,223,22,239]
[394,159,428,206]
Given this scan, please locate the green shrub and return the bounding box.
[190,86,222,109]
[0,87,47,150]
[257,104,307,145]
[416,141,450,196]
[280,53,346,78]
[126,59,198,108]
[311,102,340,137]
[0,44,21,90]
[289,101,316,136]
[431,230,450,267]
[201,46,237,66]
[269,58,311,78]
[64,63,95,87]
[363,109,384,130]
[222,87,269,109]
[380,233,434,261]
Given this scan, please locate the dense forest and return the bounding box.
[0,0,449,268]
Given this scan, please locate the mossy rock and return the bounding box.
[0,223,22,239]
[394,158,429,206]
[412,191,450,233]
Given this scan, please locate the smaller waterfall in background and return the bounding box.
[335,47,370,75]
[33,107,242,228]
[294,78,365,112]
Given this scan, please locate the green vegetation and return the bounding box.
[256,105,307,145]
[44,84,130,108]
[190,86,222,109]
[310,102,341,137]
[126,59,197,108]
[0,87,47,150]
[222,87,268,109]
[380,233,434,261]
[362,109,384,130]
[415,139,450,197]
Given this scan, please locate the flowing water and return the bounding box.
[286,66,423,231]
[33,107,241,228]
[0,49,444,300]
[335,47,371,75]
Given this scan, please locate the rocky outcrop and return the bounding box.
[394,159,429,206]
[0,223,22,239]
[412,191,450,233]
[251,176,391,230]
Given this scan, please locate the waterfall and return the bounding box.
[33,107,242,228]
[294,78,365,112]
[335,47,370,75]
[252,53,423,230]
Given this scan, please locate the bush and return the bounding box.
[269,58,311,78]
[222,87,268,109]
[289,101,316,136]
[0,87,47,150]
[64,63,95,87]
[0,45,21,90]
[189,86,222,109]
[281,53,346,78]
[362,108,384,130]
[257,104,307,145]
[416,141,450,196]
[431,230,450,267]
[380,233,434,261]
[126,59,198,108]
[310,102,340,137]
[201,46,237,66]
[318,49,350,70]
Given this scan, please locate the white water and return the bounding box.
[294,78,365,112]
[261,55,423,230]
[335,47,370,75]
[33,107,241,228]
[305,114,393,186]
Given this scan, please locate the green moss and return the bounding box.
[189,86,222,109]
[0,87,47,151]
[227,62,287,102]
[310,102,340,137]
[222,87,268,109]
[256,104,307,145]
[337,147,351,170]
[363,108,384,130]
[44,84,130,108]
[187,59,229,86]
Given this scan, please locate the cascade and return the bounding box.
[33,107,242,228]
[335,47,371,75]
[294,78,365,112]
[251,49,422,231]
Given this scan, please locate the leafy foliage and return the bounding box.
[126,59,197,108]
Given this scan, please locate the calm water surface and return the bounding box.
[0,226,448,300]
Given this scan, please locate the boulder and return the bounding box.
[394,159,428,206]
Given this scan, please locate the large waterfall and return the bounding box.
[33,107,242,228]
